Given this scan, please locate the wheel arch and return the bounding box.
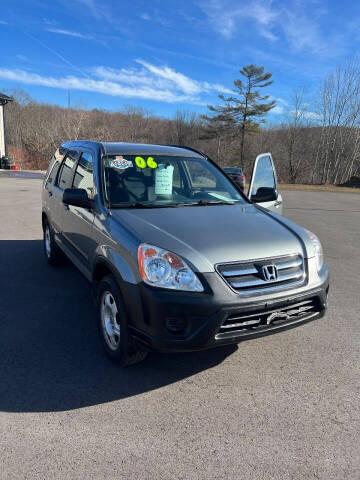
[93,259,112,282]
[92,257,122,285]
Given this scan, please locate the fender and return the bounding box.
[93,245,138,285]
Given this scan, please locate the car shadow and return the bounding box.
[0,239,237,413]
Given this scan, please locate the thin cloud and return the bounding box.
[198,0,330,54]
[299,110,322,120]
[270,97,288,115]
[140,13,151,21]
[136,60,204,95]
[16,54,29,62]
[272,105,284,114]
[135,59,233,95]
[91,65,177,91]
[92,61,232,97]
[0,67,226,105]
[0,59,232,105]
[261,29,277,42]
[281,9,325,54]
[43,18,57,26]
[46,28,92,39]
[139,43,236,70]
[271,97,321,120]
[198,0,277,40]
[0,69,193,103]
[72,0,113,23]
[24,31,91,79]
[276,97,289,106]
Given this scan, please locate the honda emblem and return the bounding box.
[262,264,278,281]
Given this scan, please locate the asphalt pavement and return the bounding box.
[0,171,359,479]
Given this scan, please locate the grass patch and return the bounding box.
[279,183,360,193]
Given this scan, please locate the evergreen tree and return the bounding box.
[204,64,276,164]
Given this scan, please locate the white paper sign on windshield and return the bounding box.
[155,164,174,195]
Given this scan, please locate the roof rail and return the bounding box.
[165,145,208,159]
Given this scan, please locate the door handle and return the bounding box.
[48,191,53,197]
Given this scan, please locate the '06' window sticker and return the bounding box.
[135,156,158,169]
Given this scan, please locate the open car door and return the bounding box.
[248,153,283,215]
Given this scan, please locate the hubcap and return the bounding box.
[100,291,121,350]
[45,226,51,258]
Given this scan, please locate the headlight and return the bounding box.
[138,244,204,292]
[306,230,324,271]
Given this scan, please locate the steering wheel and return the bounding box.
[117,172,145,201]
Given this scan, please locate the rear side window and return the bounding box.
[44,148,65,184]
[57,151,79,190]
[73,152,95,199]
[47,161,60,184]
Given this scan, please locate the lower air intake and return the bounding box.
[217,297,320,337]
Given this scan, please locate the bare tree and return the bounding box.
[120,106,152,143]
[200,107,236,163]
[283,88,312,183]
[171,110,199,145]
[314,59,360,184]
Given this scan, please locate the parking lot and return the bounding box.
[0,171,359,479]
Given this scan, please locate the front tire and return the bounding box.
[43,220,63,266]
[97,274,147,366]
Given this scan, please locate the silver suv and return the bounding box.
[42,142,329,366]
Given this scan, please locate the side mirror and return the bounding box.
[63,188,93,209]
[250,187,277,203]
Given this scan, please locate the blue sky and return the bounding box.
[0,0,359,118]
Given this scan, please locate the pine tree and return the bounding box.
[205,65,276,164]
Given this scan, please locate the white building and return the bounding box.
[0,92,13,158]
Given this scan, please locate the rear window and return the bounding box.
[225,167,243,174]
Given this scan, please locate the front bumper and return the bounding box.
[126,267,329,353]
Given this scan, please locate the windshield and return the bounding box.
[102,154,246,208]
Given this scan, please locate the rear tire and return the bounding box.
[97,274,147,366]
[43,219,63,266]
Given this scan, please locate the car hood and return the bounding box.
[111,204,310,273]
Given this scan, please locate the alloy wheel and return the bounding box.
[100,291,121,350]
[45,225,51,258]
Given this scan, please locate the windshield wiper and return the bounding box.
[193,199,236,206]
[112,202,157,209]
[112,200,237,209]
[114,202,183,209]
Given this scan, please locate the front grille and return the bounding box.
[217,297,320,336]
[217,254,305,294]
